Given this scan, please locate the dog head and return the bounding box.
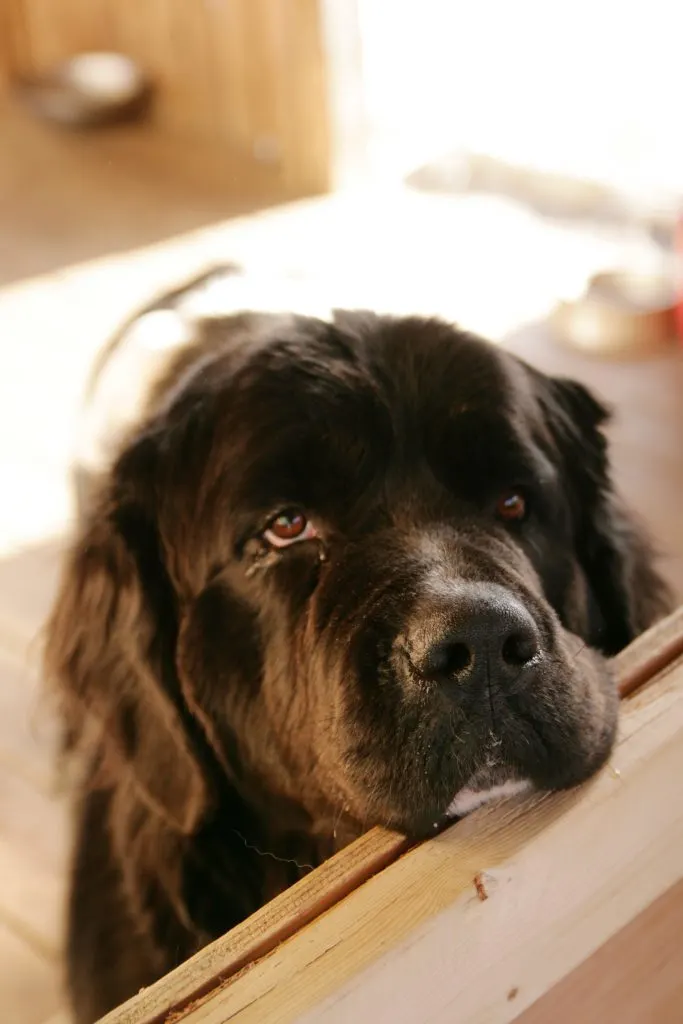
[46,312,671,851]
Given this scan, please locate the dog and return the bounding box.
[44,268,672,1022]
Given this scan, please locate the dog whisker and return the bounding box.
[231,829,314,874]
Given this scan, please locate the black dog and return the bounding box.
[45,275,671,1022]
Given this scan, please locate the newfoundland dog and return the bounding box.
[44,267,671,1022]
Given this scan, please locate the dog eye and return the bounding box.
[495,490,527,522]
[263,510,318,549]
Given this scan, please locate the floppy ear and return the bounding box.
[44,475,208,838]
[540,376,673,654]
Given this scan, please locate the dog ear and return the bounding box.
[44,454,208,838]
[539,375,673,653]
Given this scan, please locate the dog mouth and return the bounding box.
[439,730,533,822]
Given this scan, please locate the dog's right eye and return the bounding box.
[263,510,318,549]
[495,489,528,523]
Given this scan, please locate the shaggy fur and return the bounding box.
[45,301,672,1022]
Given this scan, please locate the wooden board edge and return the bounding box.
[98,604,683,1024]
[513,876,683,1022]
[100,826,411,1024]
[615,603,683,697]
[180,649,683,1023]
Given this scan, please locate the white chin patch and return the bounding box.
[445,778,532,819]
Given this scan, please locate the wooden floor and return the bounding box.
[0,103,681,1024]
[0,542,68,1024]
[0,102,281,287]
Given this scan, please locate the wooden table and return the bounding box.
[102,606,683,1024]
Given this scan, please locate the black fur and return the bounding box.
[45,311,672,1022]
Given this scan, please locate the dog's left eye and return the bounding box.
[263,510,318,549]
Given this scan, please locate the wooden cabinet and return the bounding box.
[2,0,331,199]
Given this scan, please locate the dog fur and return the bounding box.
[45,274,672,1022]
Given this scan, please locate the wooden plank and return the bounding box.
[100,826,409,1024]
[154,0,216,140]
[99,608,683,1024]
[204,0,331,194]
[205,0,251,149]
[19,0,115,71]
[516,877,683,1023]
[9,0,330,198]
[264,0,330,195]
[0,0,28,85]
[109,0,176,134]
[171,642,683,1022]
[615,602,683,697]
[239,0,280,153]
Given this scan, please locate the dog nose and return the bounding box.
[414,585,540,687]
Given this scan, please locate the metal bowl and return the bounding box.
[552,269,677,356]
[15,52,151,129]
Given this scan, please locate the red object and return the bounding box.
[676,217,683,343]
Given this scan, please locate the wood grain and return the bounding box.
[265,0,331,195]
[0,0,27,86]
[615,602,683,697]
[4,0,331,199]
[19,0,115,71]
[515,876,683,1024]
[110,0,174,132]
[157,0,215,140]
[205,0,251,149]
[175,650,683,1024]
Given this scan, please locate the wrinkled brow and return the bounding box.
[422,407,557,499]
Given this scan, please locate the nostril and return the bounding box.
[502,629,539,667]
[426,640,473,678]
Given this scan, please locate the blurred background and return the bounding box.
[0,2,682,1021]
